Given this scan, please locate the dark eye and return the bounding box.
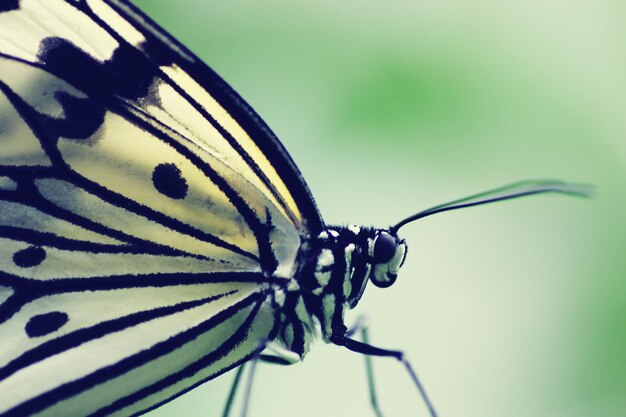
[373,232,396,264]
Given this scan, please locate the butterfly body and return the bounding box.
[272,226,407,359]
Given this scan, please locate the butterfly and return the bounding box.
[0,1,591,416]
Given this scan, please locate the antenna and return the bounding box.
[390,180,592,233]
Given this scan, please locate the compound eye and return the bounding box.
[372,232,396,264]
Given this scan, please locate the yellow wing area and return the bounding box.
[100,0,306,223]
[0,0,313,275]
[0,0,311,228]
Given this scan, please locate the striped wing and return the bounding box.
[0,283,277,417]
[0,0,321,416]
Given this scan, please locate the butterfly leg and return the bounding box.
[345,314,369,337]
[258,342,302,365]
[344,316,384,417]
[331,332,439,417]
[362,327,384,417]
[222,364,246,417]
[222,344,300,417]
[222,357,261,417]
[221,361,258,417]
[239,357,258,417]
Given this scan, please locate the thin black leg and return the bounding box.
[346,315,368,337]
[240,357,258,417]
[222,351,292,417]
[222,364,245,417]
[332,333,439,417]
[362,327,384,417]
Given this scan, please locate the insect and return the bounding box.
[0,1,591,416]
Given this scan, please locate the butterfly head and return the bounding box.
[336,226,408,309]
[367,230,407,289]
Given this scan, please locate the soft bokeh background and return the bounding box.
[133,1,625,416]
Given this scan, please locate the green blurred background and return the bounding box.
[133,1,625,416]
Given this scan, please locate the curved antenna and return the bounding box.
[391,180,593,233]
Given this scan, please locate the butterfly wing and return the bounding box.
[106,0,324,233]
[0,0,321,415]
[0,278,276,417]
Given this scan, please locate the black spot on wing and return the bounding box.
[152,163,188,200]
[39,36,158,102]
[3,293,269,417]
[51,91,107,140]
[12,246,46,268]
[0,0,19,13]
[139,39,177,68]
[8,35,156,151]
[25,311,69,337]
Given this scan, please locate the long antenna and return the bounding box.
[391,180,592,233]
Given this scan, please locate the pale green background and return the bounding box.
[133,1,625,416]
